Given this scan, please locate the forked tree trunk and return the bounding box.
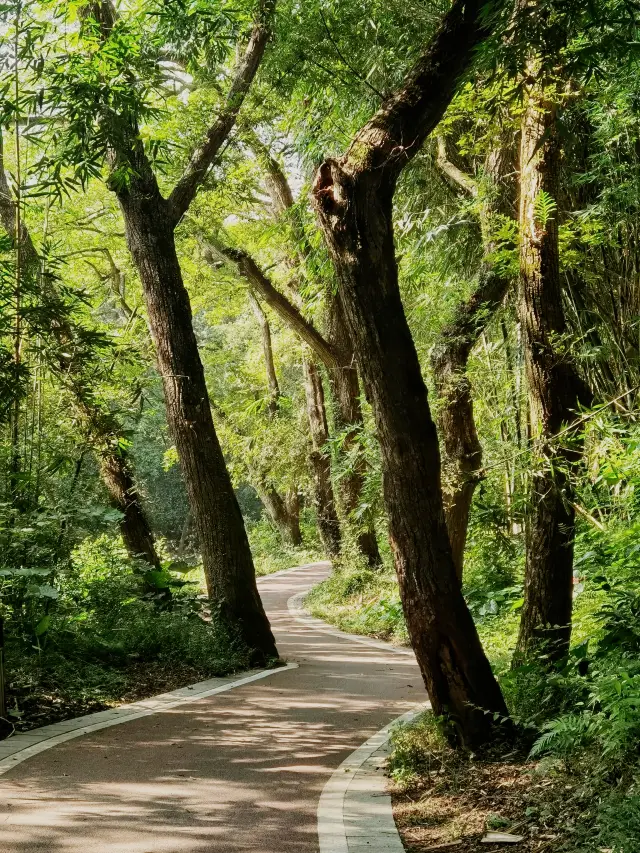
[431,143,516,579]
[302,355,342,557]
[514,72,592,664]
[312,0,510,746]
[255,479,302,546]
[118,189,277,661]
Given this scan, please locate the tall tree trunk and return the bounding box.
[248,290,280,417]
[431,142,516,579]
[312,0,510,746]
[119,190,277,661]
[80,0,278,661]
[302,354,341,557]
[514,72,592,663]
[0,129,161,568]
[325,294,382,566]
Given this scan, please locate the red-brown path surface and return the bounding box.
[0,563,423,853]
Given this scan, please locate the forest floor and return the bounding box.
[391,750,580,853]
[5,659,224,735]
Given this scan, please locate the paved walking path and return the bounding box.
[0,563,424,852]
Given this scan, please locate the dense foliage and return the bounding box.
[0,0,639,846]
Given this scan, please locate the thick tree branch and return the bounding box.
[167,0,275,224]
[199,234,338,369]
[313,0,502,197]
[435,136,478,197]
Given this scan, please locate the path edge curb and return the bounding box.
[317,705,428,853]
[287,590,415,657]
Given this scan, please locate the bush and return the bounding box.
[3,535,250,728]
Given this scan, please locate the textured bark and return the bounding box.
[302,355,341,557]
[100,450,161,567]
[0,130,161,567]
[514,73,592,663]
[248,291,280,416]
[431,142,516,579]
[312,0,510,746]
[118,187,276,660]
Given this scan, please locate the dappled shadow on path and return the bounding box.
[0,564,423,853]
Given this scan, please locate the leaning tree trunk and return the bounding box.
[83,0,278,661]
[302,354,342,557]
[514,72,592,664]
[431,142,516,579]
[325,294,382,567]
[255,479,302,546]
[312,0,510,747]
[118,188,277,661]
[248,291,280,417]
[100,448,161,567]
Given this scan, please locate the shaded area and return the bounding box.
[0,564,423,853]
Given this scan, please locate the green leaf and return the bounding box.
[35,615,52,636]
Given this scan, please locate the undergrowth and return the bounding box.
[2,535,250,731]
[307,518,640,852]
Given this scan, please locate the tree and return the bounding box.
[0,129,161,568]
[311,0,511,746]
[63,0,279,660]
[514,62,592,662]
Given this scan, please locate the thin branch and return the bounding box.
[167,0,276,224]
[435,136,478,197]
[199,232,338,369]
[317,8,385,102]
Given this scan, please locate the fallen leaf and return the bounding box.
[480,832,524,844]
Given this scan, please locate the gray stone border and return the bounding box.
[317,706,427,853]
[287,590,415,657]
[286,585,429,853]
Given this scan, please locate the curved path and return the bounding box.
[0,563,423,853]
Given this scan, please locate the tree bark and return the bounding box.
[302,354,342,557]
[118,187,276,660]
[255,478,302,546]
[312,0,510,747]
[100,448,161,567]
[514,71,592,664]
[431,142,516,579]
